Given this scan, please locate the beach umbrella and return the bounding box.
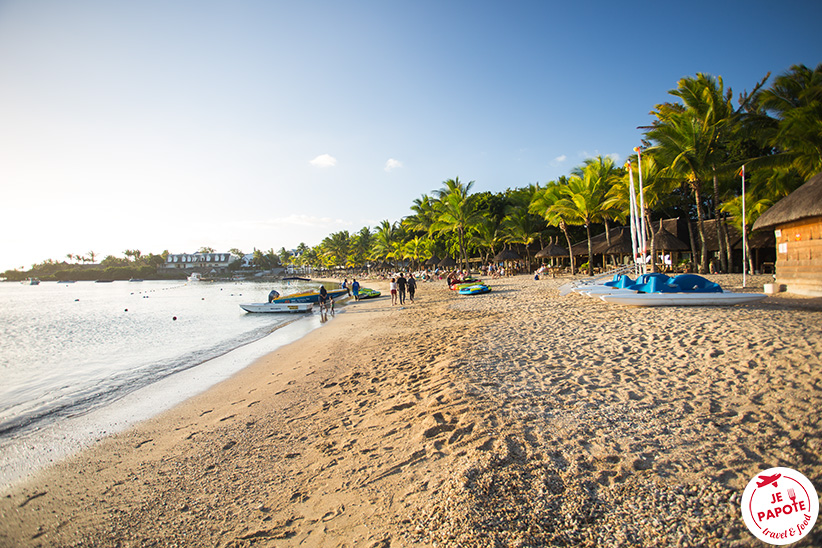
[535,237,568,258]
[652,224,688,251]
[424,255,441,266]
[437,256,457,267]
[601,227,641,255]
[493,248,521,262]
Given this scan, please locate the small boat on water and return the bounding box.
[283,276,311,282]
[22,278,40,285]
[239,302,315,313]
[187,272,202,282]
[270,287,349,304]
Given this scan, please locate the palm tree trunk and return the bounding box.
[712,166,727,273]
[693,185,709,274]
[560,221,575,274]
[585,223,594,276]
[722,219,734,273]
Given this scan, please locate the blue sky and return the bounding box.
[1,0,820,271]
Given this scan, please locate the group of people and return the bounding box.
[388,272,416,305]
[341,278,362,300]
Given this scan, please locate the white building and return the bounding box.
[162,252,240,272]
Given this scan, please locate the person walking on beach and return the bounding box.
[407,274,417,303]
[389,277,398,305]
[396,273,407,305]
[351,278,360,301]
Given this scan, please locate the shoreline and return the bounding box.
[1,275,820,546]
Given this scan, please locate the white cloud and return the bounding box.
[553,154,567,163]
[309,154,337,168]
[606,152,621,164]
[384,158,403,172]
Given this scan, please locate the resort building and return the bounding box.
[160,252,240,274]
[753,172,822,296]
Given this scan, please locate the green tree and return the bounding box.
[549,166,611,275]
[431,177,482,271]
[755,63,822,179]
[530,178,576,273]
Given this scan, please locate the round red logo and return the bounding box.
[741,467,818,545]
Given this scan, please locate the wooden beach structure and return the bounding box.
[752,172,822,296]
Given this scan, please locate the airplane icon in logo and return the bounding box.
[756,473,781,488]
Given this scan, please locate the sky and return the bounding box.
[1,0,820,272]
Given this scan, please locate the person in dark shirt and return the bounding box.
[406,274,417,303]
[396,273,407,305]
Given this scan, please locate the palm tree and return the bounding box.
[646,107,720,273]
[755,63,822,179]
[431,177,483,271]
[549,166,611,275]
[471,217,502,265]
[321,231,351,270]
[502,208,540,271]
[720,193,773,274]
[404,194,439,236]
[530,178,576,273]
[572,156,623,248]
[372,220,398,268]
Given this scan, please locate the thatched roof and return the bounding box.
[600,227,640,255]
[437,256,456,267]
[535,240,568,258]
[753,172,822,231]
[652,223,689,251]
[493,248,521,261]
[424,255,440,266]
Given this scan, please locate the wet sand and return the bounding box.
[1,274,820,547]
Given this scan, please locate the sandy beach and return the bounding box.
[1,274,820,547]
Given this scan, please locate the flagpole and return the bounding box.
[634,147,647,274]
[742,165,747,288]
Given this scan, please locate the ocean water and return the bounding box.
[0,279,329,489]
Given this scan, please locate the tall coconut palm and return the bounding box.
[646,107,721,273]
[471,217,503,265]
[571,156,622,248]
[530,178,576,273]
[755,63,822,179]
[372,220,399,268]
[549,166,610,275]
[431,178,482,271]
[321,231,351,270]
[720,193,773,274]
[350,227,374,271]
[404,194,439,236]
[502,207,540,271]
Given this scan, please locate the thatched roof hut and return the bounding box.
[424,255,441,266]
[652,223,689,251]
[754,172,822,230]
[752,172,822,296]
[493,249,521,262]
[535,238,568,258]
[437,256,456,268]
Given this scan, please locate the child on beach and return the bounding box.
[390,277,398,305]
